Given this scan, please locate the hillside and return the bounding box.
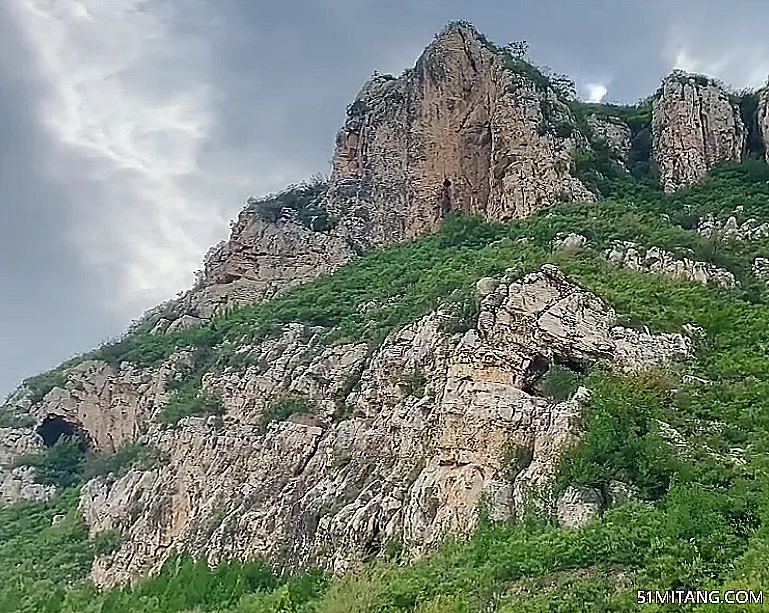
[3,21,769,613]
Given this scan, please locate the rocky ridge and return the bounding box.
[652,71,745,192]
[2,21,769,594]
[5,266,692,585]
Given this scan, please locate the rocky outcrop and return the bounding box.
[138,23,596,330]
[753,258,769,284]
[607,242,736,288]
[142,213,354,329]
[61,265,694,586]
[325,22,593,249]
[0,429,54,504]
[696,213,769,242]
[652,71,745,192]
[585,115,632,163]
[759,87,769,163]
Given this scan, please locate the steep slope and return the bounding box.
[759,85,769,163]
[325,22,593,250]
[3,21,769,613]
[139,22,594,332]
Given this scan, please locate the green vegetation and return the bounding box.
[399,369,428,397]
[6,150,769,610]
[15,438,165,488]
[159,389,224,425]
[261,392,315,428]
[536,363,585,402]
[23,369,69,404]
[247,177,335,232]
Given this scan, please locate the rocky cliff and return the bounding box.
[3,22,769,598]
[138,23,595,329]
[652,71,745,192]
[325,23,593,250]
[12,265,692,586]
[759,86,769,163]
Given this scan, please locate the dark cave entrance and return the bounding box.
[36,416,92,451]
[439,178,453,217]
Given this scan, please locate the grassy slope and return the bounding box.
[4,161,769,611]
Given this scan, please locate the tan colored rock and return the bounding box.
[326,22,592,249]
[586,114,632,163]
[26,352,194,453]
[652,71,745,192]
[759,86,769,163]
[607,241,736,288]
[66,265,693,586]
[181,214,353,320]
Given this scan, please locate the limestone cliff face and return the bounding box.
[4,265,692,586]
[143,213,354,331]
[585,114,632,164]
[326,22,593,249]
[141,23,594,328]
[759,86,769,163]
[652,71,745,192]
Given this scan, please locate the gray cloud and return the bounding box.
[2,0,767,397]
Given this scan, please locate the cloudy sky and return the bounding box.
[1,0,767,397]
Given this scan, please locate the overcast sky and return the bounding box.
[1,0,768,398]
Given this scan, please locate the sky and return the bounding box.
[1,0,768,398]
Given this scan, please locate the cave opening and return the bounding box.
[36,416,92,452]
[438,178,453,217]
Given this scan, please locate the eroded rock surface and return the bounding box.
[325,22,593,250]
[607,241,736,288]
[60,265,693,586]
[696,213,769,242]
[652,72,745,192]
[759,86,769,163]
[586,115,632,163]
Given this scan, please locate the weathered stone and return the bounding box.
[325,22,593,250]
[554,233,587,252]
[586,115,632,163]
[606,241,736,288]
[556,486,603,527]
[753,257,769,284]
[759,86,769,163]
[61,265,695,586]
[652,71,745,192]
[0,428,54,504]
[697,214,769,242]
[476,277,499,298]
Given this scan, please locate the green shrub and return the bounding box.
[23,370,69,404]
[14,436,85,489]
[261,393,315,428]
[82,443,165,480]
[399,369,428,397]
[247,177,335,232]
[159,391,223,425]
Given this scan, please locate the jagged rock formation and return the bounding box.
[652,71,745,192]
[324,22,593,249]
[753,257,769,284]
[606,242,736,288]
[9,265,687,586]
[759,86,769,163]
[585,115,632,164]
[142,213,354,329]
[0,429,53,504]
[696,213,769,242]
[138,23,597,331]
